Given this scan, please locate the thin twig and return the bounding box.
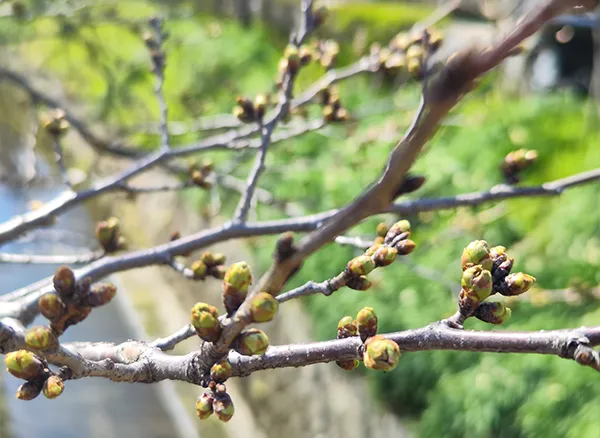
[233,1,315,223]
[165,258,195,280]
[233,120,274,223]
[151,324,195,351]
[118,181,195,194]
[148,17,171,153]
[0,250,104,265]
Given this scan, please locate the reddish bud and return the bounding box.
[53,266,75,298]
[25,326,58,351]
[86,283,117,307]
[38,293,66,321]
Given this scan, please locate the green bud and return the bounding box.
[212,253,226,266]
[210,359,232,383]
[25,326,58,351]
[335,359,359,371]
[474,302,512,324]
[461,240,493,271]
[192,302,219,318]
[96,217,121,252]
[284,45,299,60]
[191,260,207,280]
[250,292,279,323]
[4,351,45,380]
[365,244,382,256]
[373,247,398,267]
[200,159,214,174]
[16,381,43,400]
[233,105,252,123]
[489,245,507,261]
[299,46,313,66]
[38,293,66,321]
[376,223,389,238]
[53,266,75,298]
[363,335,401,371]
[42,376,64,399]
[254,94,268,118]
[347,256,376,276]
[396,239,416,255]
[461,266,493,302]
[213,393,235,422]
[224,262,252,292]
[356,307,378,341]
[384,220,411,245]
[407,57,422,77]
[191,304,221,343]
[196,392,214,420]
[234,328,269,356]
[201,252,217,266]
[346,276,372,291]
[337,316,358,338]
[87,283,117,307]
[406,44,424,59]
[504,273,536,296]
[223,263,252,315]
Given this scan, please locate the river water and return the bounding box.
[0,181,188,438]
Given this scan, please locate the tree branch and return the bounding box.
[0,250,104,265]
[3,316,599,388]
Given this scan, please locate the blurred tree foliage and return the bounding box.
[2,1,600,437]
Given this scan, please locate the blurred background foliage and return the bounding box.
[1,0,600,437]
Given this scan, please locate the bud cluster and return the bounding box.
[196,387,235,422]
[344,220,416,292]
[334,307,400,372]
[96,217,126,253]
[40,266,117,334]
[4,350,65,401]
[189,159,214,189]
[189,251,227,281]
[41,108,69,137]
[501,149,538,184]
[233,94,273,123]
[458,240,536,323]
[310,39,339,70]
[372,27,443,81]
[320,86,349,123]
[279,44,313,76]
